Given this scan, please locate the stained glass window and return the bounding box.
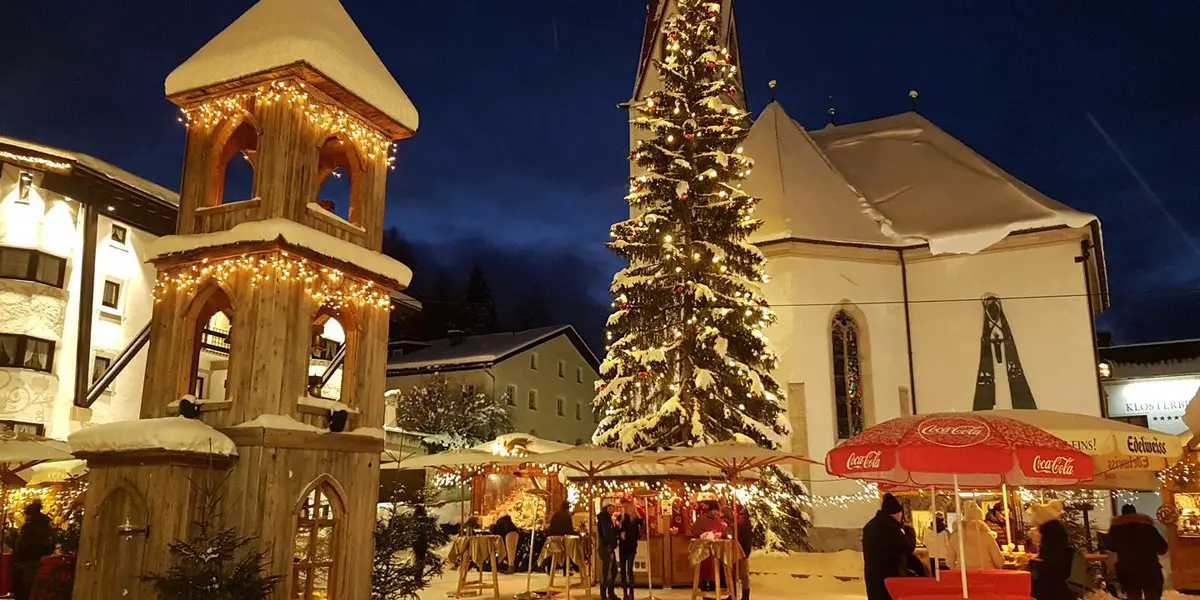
[832,310,864,439]
[294,484,340,599]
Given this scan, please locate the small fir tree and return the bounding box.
[463,264,499,334]
[373,484,450,600]
[387,373,513,452]
[144,475,283,600]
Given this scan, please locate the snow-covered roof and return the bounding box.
[165,0,418,133]
[386,325,599,373]
[146,217,413,287]
[0,135,179,205]
[744,103,1097,255]
[472,433,574,456]
[69,417,238,456]
[743,103,894,246]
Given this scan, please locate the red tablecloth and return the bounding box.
[886,570,1031,599]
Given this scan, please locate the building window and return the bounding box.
[17,171,34,202]
[91,355,112,386]
[0,334,55,373]
[556,397,566,417]
[0,420,43,436]
[505,385,517,407]
[294,483,340,599]
[832,310,864,440]
[101,279,123,311]
[577,367,583,384]
[575,402,582,421]
[110,224,128,245]
[558,361,566,378]
[530,353,539,371]
[527,389,538,410]
[0,247,66,288]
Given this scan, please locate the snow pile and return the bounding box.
[146,218,412,286]
[164,0,418,132]
[69,417,238,456]
[230,414,324,433]
[299,395,359,414]
[750,550,865,597]
[347,427,385,439]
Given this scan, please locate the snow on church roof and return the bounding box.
[745,103,1097,255]
[165,0,419,133]
[743,103,895,246]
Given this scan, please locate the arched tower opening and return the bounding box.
[206,115,259,207]
[313,133,365,226]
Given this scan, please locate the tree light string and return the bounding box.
[154,250,392,311]
[178,79,398,165]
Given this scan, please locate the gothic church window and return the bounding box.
[832,310,864,440]
[293,483,341,599]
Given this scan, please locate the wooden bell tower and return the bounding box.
[71,0,417,598]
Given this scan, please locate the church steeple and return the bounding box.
[629,0,744,106]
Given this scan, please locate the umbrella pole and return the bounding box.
[931,486,939,581]
[1001,483,1012,551]
[730,477,740,600]
[526,502,538,595]
[954,475,967,599]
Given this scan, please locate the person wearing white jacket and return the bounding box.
[925,512,952,574]
[947,502,1005,570]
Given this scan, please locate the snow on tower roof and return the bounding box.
[69,417,238,456]
[146,217,413,288]
[165,0,418,134]
[743,102,897,246]
[809,111,1096,255]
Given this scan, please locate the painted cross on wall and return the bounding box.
[973,295,1038,410]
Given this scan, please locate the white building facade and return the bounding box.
[630,0,1109,549]
[0,137,178,438]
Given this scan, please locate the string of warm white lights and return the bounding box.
[0,150,72,173]
[561,477,879,510]
[154,251,392,311]
[178,79,398,165]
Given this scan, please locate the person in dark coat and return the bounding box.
[617,504,642,600]
[547,501,576,536]
[986,503,1011,549]
[1028,519,1075,600]
[734,505,752,600]
[901,523,927,577]
[863,493,909,600]
[490,513,520,573]
[1107,504,1168,600]
[13,501,55,600]
[598,503,620,600]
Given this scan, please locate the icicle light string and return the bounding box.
[560,478,878,510]
[178,79,398,167]
[154,250,392,311]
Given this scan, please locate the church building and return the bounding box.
[630,0,1109,548]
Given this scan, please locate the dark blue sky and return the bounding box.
[2,1,1198,348]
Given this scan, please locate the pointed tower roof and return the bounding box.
[630,0,742,105]
[166,0,418,136]
[743,102,897,246]
[810,112,1095,254]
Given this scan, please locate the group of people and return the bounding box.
[863,493,1169,600]
[596,500,643,600]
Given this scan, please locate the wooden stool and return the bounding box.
[690,553,735,600]
[455,558,500,599]
[545,553,588,599]
[452,535,502,599]
[541,535,590,599]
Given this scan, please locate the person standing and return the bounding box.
[618,502,642,600]
[924,512,951,575]
[548,501,575,536]
[490,512,520,574]
[598,502,621,600]
[1106,504,1168,600]
[12,501,55,600]
[1027,502,1074,600]
[947,502,1004,570]
[986,503,1010,549]
[863,493,909,600]
[691,502,729,592]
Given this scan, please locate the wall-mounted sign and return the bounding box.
[1104,376,1198,435]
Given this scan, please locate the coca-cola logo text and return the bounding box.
[916,417,991,448]
[845,451,882,471]
[1031,455,1076,476]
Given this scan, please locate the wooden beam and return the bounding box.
[74,199,98,408]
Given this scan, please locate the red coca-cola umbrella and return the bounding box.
[826,413,1093,487]
[825,413,1093,599]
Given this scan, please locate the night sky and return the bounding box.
[3,1,1198,350]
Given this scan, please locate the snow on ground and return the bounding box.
[419,550,866,600]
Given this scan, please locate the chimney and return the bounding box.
[448,329,466,346]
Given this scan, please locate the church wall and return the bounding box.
[905,236,1102,417]
[763,248,910,529]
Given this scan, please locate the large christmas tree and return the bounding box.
[594,0,787,451]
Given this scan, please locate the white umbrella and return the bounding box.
[0,431,74,538]
[651,442,818,599]
[396,449,525,525]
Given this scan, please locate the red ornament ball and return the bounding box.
[639,371,650,379]
[676,286,685,293]
[684,132,694,139]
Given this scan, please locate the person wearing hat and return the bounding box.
[1106,504,1168,600]
[1026,500,1074,600]
[863,493,910,600]
[924,512,951,574]
[947,501,1004,570]
[12,500,54,600]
